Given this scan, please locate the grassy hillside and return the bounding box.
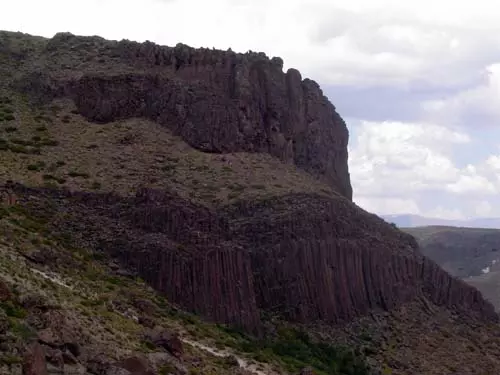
[0,32,372,375]
[403,225,500,310]
[403,226,500,278]
[0,201,371,375]
[0,95,337,207]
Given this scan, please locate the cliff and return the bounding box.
[7,183,497,333]
[7,31,352,200]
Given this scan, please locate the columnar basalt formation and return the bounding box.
[12,32,353,200]
[9,184,498,332]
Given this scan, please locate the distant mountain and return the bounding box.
[381,214,500,229]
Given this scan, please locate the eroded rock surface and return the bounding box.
[8,184,497,332]
[10,32,352,200]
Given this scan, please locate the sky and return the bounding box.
[3,0,500,219]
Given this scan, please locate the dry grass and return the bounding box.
[0,97,336,207]
[0,205,284,374]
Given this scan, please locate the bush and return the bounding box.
[68,171,90,179]
[27,164,42,171]
[0,301,27,319]
[39,139,59,146]
[221,326,371,375]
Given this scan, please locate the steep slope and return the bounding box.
[0,203,369,375]
[404,225,500,310]
[1,30,500,375]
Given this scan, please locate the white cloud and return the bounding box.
[423,63,500,125]
[349,121,470,198]
[3,0,500,89]
[355,196,420,216]
[349,121,500,218]
[474,201,493,217]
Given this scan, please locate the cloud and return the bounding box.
[422,63,500,126]
[349,121,500,219]
[349,121,470,198]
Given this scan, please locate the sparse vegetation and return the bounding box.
[4,126,17,133]
[68,171,90,179]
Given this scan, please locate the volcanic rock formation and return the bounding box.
[12,32,353,200]
[8,184,497,332]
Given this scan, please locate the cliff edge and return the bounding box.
[6,31,353,200]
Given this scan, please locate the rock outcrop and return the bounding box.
[22,343,48,375]
[11,32,352,200]
[8,184,497,332]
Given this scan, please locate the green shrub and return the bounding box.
[39,139,59,146]
[8,144,29,154]
[11,139,34,146]
[219,326,371,375]
[68,171,90,178]
[0,355,23,365]
[10,321,36,340]
[27,164,41,171]
[42,174,66,184]
[0,301,27,319]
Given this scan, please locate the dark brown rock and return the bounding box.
[7,184,498,335]
[0,278,11,302]
[146,352,187,375]
[86,354,113,374]
[300,367,315,375]
[61,350,79,365]
[13,33,353,200]
[44,347,64,368]
[117,356,155,375]
[0,309,9,334]
[63,342,81,357]
[22,342,48,375]
[138,316,156,329]
[148,329,183,359]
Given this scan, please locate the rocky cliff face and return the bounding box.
[11,32,352,200]
[8,184,497,333]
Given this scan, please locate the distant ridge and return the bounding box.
[381,214,500,229]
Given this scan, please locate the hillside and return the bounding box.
[1,30,500,375]
[403,225,500,310]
